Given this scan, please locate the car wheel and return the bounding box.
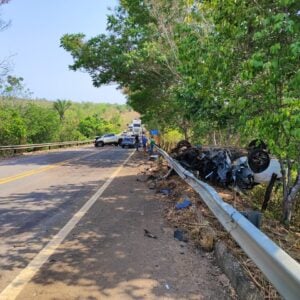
[248,149,270,173]
[98,141,104,147]
[122,145,125,149]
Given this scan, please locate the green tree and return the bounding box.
[0,105,26,145]
[78,115,113,138]
[23,103,60,143]
[53,99,72,121]
[61,0,300,223]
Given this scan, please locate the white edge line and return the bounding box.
[0,150,135,300]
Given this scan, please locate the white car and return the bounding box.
[94,134,122,147]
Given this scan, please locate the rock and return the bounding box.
[191,227,216,252]
[215,241,263,300]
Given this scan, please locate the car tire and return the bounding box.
[98,141,104,147]
[122,145,125,149]
[248,149,270,173]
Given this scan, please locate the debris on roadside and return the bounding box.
[147,174,157,181]
[149,154,159,161]
[175,197,192,210]
[144,229,158,239]
[159,188,172,196]
[147,181,156,190]
[174,229,188,242]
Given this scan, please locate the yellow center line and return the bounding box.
[0,152,96,185]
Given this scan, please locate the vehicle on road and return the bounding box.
[94,136,100,145]
[132,119,142,136]
[120,137,135,148]
[95,134,123,147]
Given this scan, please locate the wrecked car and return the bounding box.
[170,140,281,192]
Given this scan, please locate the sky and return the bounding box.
[0,0,127,104]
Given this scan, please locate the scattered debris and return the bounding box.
[174,229,188,242]
[149,154,159,161]
[144,229,157,239]
[175,198,192,210]
[147,174,157,181]
[159,188,172,196]
[147,181,156,190]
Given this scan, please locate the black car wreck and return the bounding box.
[170,140,282,193]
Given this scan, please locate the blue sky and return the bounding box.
[0,0,126,104]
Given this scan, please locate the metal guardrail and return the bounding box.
[0,140,93,152]
[156,146,300,300]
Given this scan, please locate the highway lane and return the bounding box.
[0,146,132,293]
[0,146,99,182]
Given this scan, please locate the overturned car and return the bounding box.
[170,140,281,192]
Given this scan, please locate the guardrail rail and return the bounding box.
[0,140,93,154]
[156,146,300,300]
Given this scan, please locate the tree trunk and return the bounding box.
[282,170,300,225]
[213,131,217,146]
[261,173,277,212]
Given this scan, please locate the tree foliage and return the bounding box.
[0,98,133,143]
[53,99,72,121]
[61,0,300,224]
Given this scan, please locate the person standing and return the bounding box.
[149,136,155,155]
[142,135,148,152]
[135,135,140,151]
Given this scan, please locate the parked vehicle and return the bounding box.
[94,133,123,147]
[132,119,142,135]
[94,136,100,145]
[120,137,135,148]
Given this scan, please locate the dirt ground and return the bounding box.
[15,151,235,300]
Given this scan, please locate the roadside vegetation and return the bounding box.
[0,96,137,145]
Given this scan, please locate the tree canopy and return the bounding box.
[61,0,300,224]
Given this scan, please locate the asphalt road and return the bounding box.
[0,146,233,299]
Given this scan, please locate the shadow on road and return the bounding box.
[1,153,231,299]
[0,146,130,171]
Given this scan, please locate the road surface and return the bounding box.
[0,146,233,299]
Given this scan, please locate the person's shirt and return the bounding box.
[142,136,148,144]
